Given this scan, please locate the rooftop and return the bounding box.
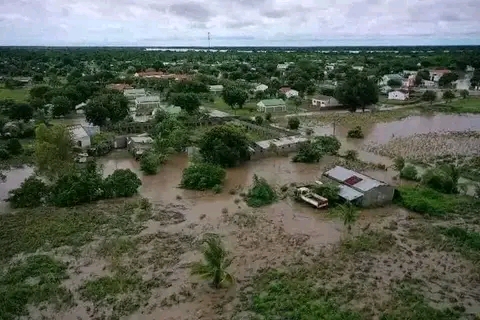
[124,88,146,95]
[259,99,286,106]
[129,135,153,144]
[323,166,386,192]
[209,85,224,90]
[313,95,334,101]
[69,125,99,139]
[256,136,308,149]
[136,95,161,103]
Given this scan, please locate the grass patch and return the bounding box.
[0,199,147,261]
[0,87,29,102]
[437,226,480,262]
[247,269,362,319]
[0,255,73,320]
[395,185,477,217]
[427,97,480,114]
[381,283,462,319]
[205,98,260,116]
[97,237,138,260]
[340,230,396,254]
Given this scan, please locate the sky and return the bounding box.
[0,0,479,46]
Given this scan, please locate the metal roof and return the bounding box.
[259,99,286,106]
[256,136,308,149]
[124,88,146,95]
[324,166,385,192]
[135,95,161,103]
[338,184,364,201]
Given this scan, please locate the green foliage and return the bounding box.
[442,90,455,102]
[0,255,71,320]
[292,141,324,163]
[7,176,49,208]
[393,156,405,171]
[341,231,396,253]
[180,163,226,191]
[315,135,341,155]
[347,126,364,138]
[287,117,300,130]
[265,112,272,122]
[51,95,72,117]
[438,72,459,88]
[85,91,129,126]
[312,183,340,204]
[246,175,277,207]
[199,124,251,168]
[249,270,362,319]
[5,138,23,155]
[345,149,358,161]
[400,165,419,181]
[35,123,75,180]
[440,227,480,252]
[335,73,379,112]
[191,235,234,288]
[170,92,201,113]
[80,272,143,302]
[459,89,469,99]
[221,86,248,111]
[152,115,191,153]
[140,152,162,175]
[0,147,10,160]
[421,166,457,194]
[254,115,263,125]
[337,202,359,232]
[422,90,436,104]
[103,169,142,198]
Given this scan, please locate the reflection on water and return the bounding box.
[0,166,34,212]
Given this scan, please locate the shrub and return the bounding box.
[393,156,405,171]
[422,168,456,194]
[347,126,364,138]
[400,165,419,181]
[287,117,300,130]
[140,152,162,175]
[7,176,49,208]
[0,147,10,160]
[265,112,272,122]
[345,150,358,161]
[313,183,340,204]
[180,163,226,191]
[315,135,341,155]
[305,128,314,136]
[254,116,264,125]
[292,141,324,163]
[246,175,277,207]
[103,169,142,198]
[395,185,456,217]
[5,138,23,155]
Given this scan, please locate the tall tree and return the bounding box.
[422,90,437,105]
[35,124,75,180]
[335,74,379,112]
[221,87,248,113]
[84,91,129,126]
[51,95,72,117]
[170,92,201,113]
[442,90,455,103]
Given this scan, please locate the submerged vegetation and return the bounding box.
[245,174,277,207]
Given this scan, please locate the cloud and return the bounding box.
[0,0,478,45]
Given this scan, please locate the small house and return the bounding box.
[429,69,450,82]
[388,89,409,101]
[124,88,146,101]
[279,87,299,98]
[311,95,340,108]
[209,84,224,93]
[252,136,308,159]
[255,84,268,92]
[127,134,153,159]
[69,125,100,149]
[134,95,161,111]
[323,166,395,207]
[379,74,404,86]
[257,99,287,113]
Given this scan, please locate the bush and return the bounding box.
[422,168,456,194]
[315,135,341,155]
[347,126,364,138]
[393,156,405,171]
[400,165,419,181]
[292,141,324,163]
[265,112,272,122]
[287,117,300,130]
[0,147,10,160]
[140,152,162,175]
[313,183,340,204]
[5,138,23,155]
[254,115,264,125]
[7,176,49,208]
[246,175,277,207]
[345,150,358,161]
[180,163,226,191]
[395,185,456,216]
[103,169,142,198]
[305,128,314,136]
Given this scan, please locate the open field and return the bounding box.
[428,97,480,114]
[206,98,300,117]
[0,86,29,102]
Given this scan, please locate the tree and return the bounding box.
[460,89,469,99]
[7,176,49,208]
[85,92,129,126]
[422,90,436,105]
[287,117,300,130]
[221,87,248,113]
[103,169,142,198]
[438,72,459,88]
[292,141,324,163]
[387,79,402,87]
[5,138,23,155]
[254,115,264,125]
[338,202,359,233]
[8,102,33,121]
[335,74,379,112]
[393,156,405,171]
[140,152,162,175]
[180,163,226,191]
[417,69,430,80]
[34,124,75,180]
[442,90,455,103]
[191,235,234,288]
[292,96,303,112]
[199,125,251,168]
[246,174,277,207]
[170,92,201,113]
[51,96,72,117]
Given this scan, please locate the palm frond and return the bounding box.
[190,262,213,279]
[220,271,235,285]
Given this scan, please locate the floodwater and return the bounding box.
[0,166,34,213]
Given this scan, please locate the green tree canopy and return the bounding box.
[84,91,129,126]
[335,74,379,112]
[221,86,248,111]
[170,92,201,113]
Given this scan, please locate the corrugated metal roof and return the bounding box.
[324,166,384,192]
[259,99,285,106]
[124,88,146,95]
[256,136,308,149]
[338,184,364,201]
[135,95,160,103]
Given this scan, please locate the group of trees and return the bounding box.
[293,135,341,163]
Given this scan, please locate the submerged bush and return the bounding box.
[287,117,300,130]
[246,175,277,207]
[292,141,324,163]
[395,185,457,216]
[180,163,226,191]
[103,169,142,198]
[400,165,419,181]
[7,176,49,208]
[315,135,341,155]
[347,126,364,139]
[140,152,163,175]
[313,183,340,204]
[393,156,405,171]
[421,168,456,194]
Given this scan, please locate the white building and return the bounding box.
[423,80,436,87]
[75,102,87,114]
[252,136,308,159]
[429,69,451,82]
[209,84,224,93]
[124,88,146,101]
[352,66,364,71]
[255,84,268,92]
[388,90,409,101]
[69,125,100,149]
[311,95,340,108]
[134,95,161,110]
[323,166,395,207]
[285,89,299,98]
[277,62,293,71]
[257,99,287,113]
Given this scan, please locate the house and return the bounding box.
[429,69,450,82]
[257,99,287,113]
[158,105,182,115]
[454,79,471,90]
[127,134,153,159]
[422,80,436,87]
[380,85,392,94]
[352,66,364,71]
[323,166,395,207]
[124,88,146,101]
[252,136,308,159]
[209,84,224,93]
[379,74,404,86]
[69,125,100,149]
[134,95,161,111]
[311,95,340,108]
[255,84,268,92]
[75,102,87,114]
[388,89,409,101]
[107,83,133,91]
[277,62,293,71]
[279,87,299,98]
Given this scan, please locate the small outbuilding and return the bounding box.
[69,125,100,149]
[323,166,395,207]
[257,99,287,113]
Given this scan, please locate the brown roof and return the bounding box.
[107,83,133,91]
[279,87,291,93]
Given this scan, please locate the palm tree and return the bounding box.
[338,202,359,233]
[191,236,235,288]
